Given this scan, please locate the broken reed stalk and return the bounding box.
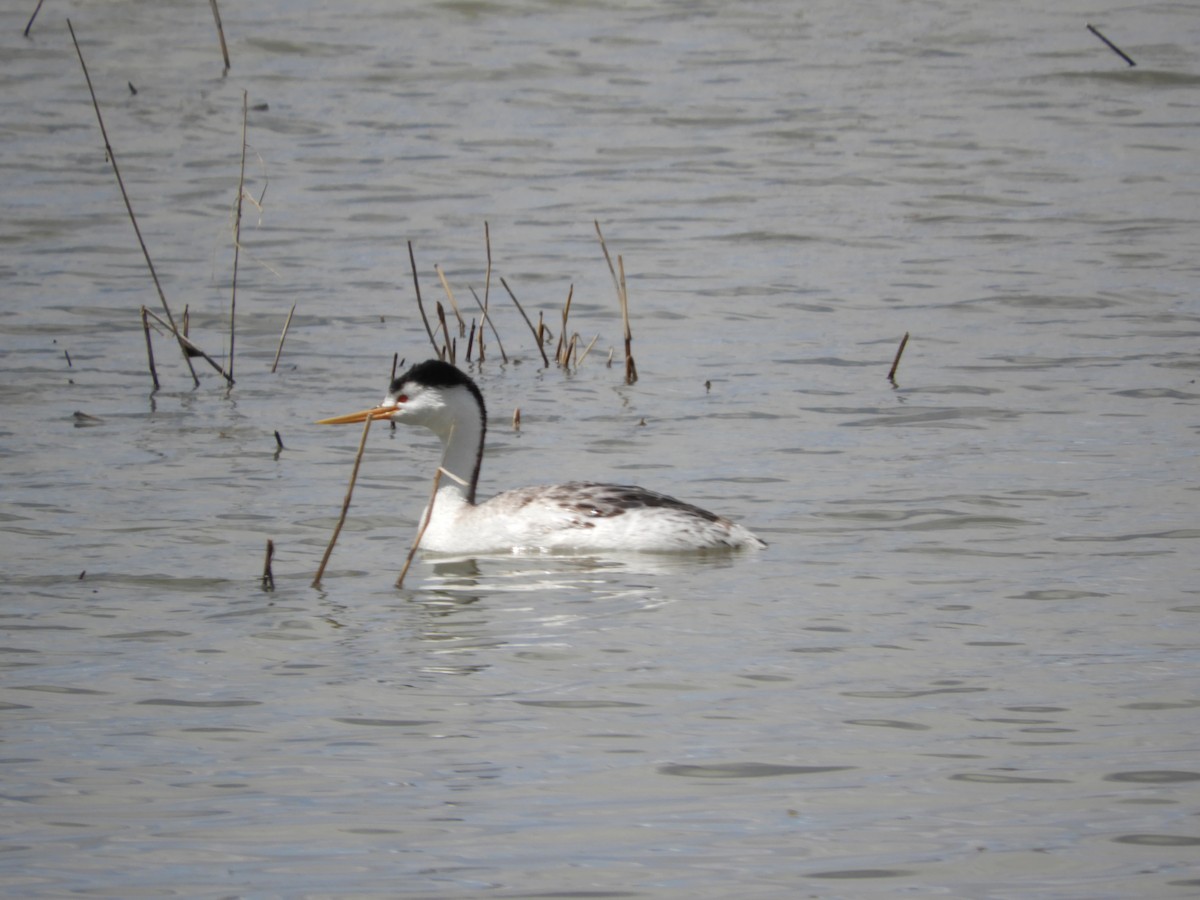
[312,413,374,587]
[69,20,211,387]
[595,221,637,384]
[617,255,637,384]
[434,264,467,336]
[23,0,46,36]
[209,0,231,72]
[271,302,296,373]
[261,539,275,591]
[408,240,441,358]
[140,307,160,391]
[483,221,493,340]
[141,308,231,381]
[887,331,910,383]
[229,91,248,383]
[500,277,550,367]
[577,333,600,367]
[435,301,454,364]
[395,466,445,589]
[556,284,574,367]
[468,286,508,363]
[1087,23,1136,67]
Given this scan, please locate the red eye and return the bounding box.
[397,394,408,403]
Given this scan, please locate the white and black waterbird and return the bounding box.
[318,360,765,554]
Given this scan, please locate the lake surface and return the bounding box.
[3,0,1199,896]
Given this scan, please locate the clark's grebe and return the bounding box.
[318,360,765,554]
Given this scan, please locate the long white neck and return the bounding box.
[427,387,486,506]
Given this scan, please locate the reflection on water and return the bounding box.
[3,0,1199,896]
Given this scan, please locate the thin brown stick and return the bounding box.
[556,284,574,367]
[618,255,637,384]
[142,308,232,381]
[1087,23,1136,67]
[483,221,493,328]
[467,285,507,363]
[261,539,275,591]
[23,0,46,36]
[595,220,620,299]
[140,307,160,391]
[887,331,910,383]
[434,264,466,336]
[313,414,374,587]
[69,20,205,386]
[395,467,445,589]
[209,0,231,72]
[408,240,440,358]
[500,277,549,367]
[435,301,453,364]
[271,302,296,373]
[229,91,248,382]
[577,333,600,367]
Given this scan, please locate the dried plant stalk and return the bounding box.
[887,331,910,383]
[69,20,214,386]
[395,467,444,589]
[312,413,374,587]
[435,264,467,337]
[271,303,296,373]
[408,240,440,357]
[500,277,549,367]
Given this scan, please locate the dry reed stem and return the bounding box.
[271,302,296,373]
[69,20,208,386]
[596,222,637,383]
[261,539,275,591]
[618,255,637,384]
[500,277,549,367]
[229,91,248,382]
[577,333,600,367]
[434,264,467,336]
[140,307,160,391]
[209,0,231,72]
[408,240,440,358]
[887,331,910,383]
[23,0,45,36]
[1087,23,1136,67]
[312,413,374,587]
[468,286,508,363]
[435,301,453,363]
[483,222,493,325]
[395,466,445,589]
[142,308,232,382]
[556,284,574,367]
[595,220,619,297]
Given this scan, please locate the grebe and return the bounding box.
[318,360,766,554]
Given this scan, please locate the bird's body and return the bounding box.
[319,360,765,555]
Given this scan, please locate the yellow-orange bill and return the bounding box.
[316,406,395,425]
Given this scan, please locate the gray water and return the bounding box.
[3,0,1199,897]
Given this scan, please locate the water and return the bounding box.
[3,0,1199,896]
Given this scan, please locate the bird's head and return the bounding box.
[317,359,486,439]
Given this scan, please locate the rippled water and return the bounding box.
[3,0,1199,896]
